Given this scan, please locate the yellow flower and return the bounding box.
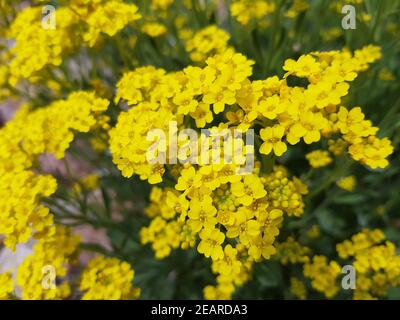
[248,234,276,260]
[185,25,230,62]
[257,95,285,119]
[260,125,287,156]
[187,198,217,232]
[307,81,349,109]
[203,85,236,114]
[109,103,174,183]
[231,0,275,26]
[287,112,328,145]
[141,22,167,37]
[290,277,307,300]
[336,176,357,192]
[174,89,198,115]
[276,237,311,265]
[184,66,216,91]
[152,0,174,11]
[256,209,283,237]
[348,136,393,169]
[303,256,341,298]
[336,106,365,134]
[226,208,260,245]
[231,175,267,206]
[213,245,242,276]
[283,54,322,78]
[84,1,141,47]
[306,150,332,168]
[190,103,214,128]
[198,228,225,260]
[307,225,321,239]
[175,166,196,191]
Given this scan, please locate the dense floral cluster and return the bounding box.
[7,6,76,85]
[337,229,400,300]
[0,171,56,250]
[80,256,140,300]
[110,46,393,188]
[0,273,14,300]
[16,226,80,300]
[185,26,231,62]
[258,46,393,169]
[276,236,311,265]
[6,1,140,84]
[140,165,306,298]
[230,0,275,26]
[281,229,400,299]
[290,277,307,300]
[107,42,395,299]
[0,91,109,249]
[0,0,398,302]
[303,255,342,298]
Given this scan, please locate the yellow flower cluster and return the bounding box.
[254,46,393,170]
[306,150,332,168]
[152,0,174,11]
[0,171,56,250]
[185,26,231,62]
[141,22,167,38]
[0,62,10,102]
[79,256,140,300]
[7,7,76,85]
[290,277,307,300]
[336,106,394,169]
[109,102,176,184]
[276,236,311,265]
[110,50,254,184]
[0,273,14,300]
[104,42,394,300]
[336,175,357,192]
[230,0,275,26]
[204,243,253,299]
[6,1,140,84]
[16,226,80,300]
[303,255,341,298]
[262,167,307,217]
[285,0,310,18]
[140,164,307,298]
[0,91,109,249]
[336,229,400,300]
[378,68,396,82]
[110,46,393,190]
[83,0,141,47]
[1,91,109,165]
[307,225,321,239]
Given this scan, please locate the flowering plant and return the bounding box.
[0,0,399,300]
